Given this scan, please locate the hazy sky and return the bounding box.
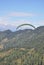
[0,0,44,31]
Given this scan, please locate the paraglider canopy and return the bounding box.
[16,23,35,30]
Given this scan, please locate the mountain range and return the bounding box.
[0,26,44,53]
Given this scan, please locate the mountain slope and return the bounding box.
[0,26,44,53]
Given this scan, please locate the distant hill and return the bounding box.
[0,26,44,53]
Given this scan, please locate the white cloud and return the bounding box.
[0,16,31,26]
[0,20,31,27]
[0,15,44,31]
[0,11,36,28]
[0,16,44,28]
[0,11,34,27]
[9,12,35,17]
[0,16,33,30]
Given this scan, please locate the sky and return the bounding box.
[0,0,44,31]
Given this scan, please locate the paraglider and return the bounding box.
[16,23,35,30]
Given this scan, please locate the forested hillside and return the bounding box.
[0,26,44,65]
